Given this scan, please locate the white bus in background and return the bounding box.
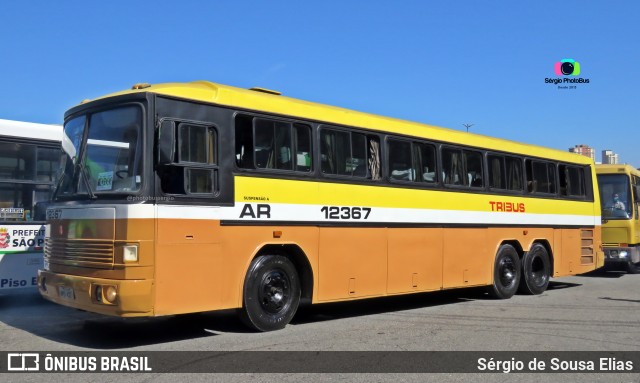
[0,119,61,292]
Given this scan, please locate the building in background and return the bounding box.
[569,144,595,161]
[602,150,619,164]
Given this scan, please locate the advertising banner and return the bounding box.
[0,224,45,291]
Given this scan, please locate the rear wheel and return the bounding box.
[489,244,521,299]
[239,255,301,332]
[518,243,551,295]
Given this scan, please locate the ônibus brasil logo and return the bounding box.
[545,58,590,88]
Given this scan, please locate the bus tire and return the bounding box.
[518,243,551,295]
[239,255,301,332]
[627,260,640,274]
[489,244,521,299]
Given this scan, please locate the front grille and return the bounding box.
[44,237,114,269]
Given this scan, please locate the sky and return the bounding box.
[1,0,639,166]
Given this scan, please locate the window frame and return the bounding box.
[526,159,558,195]
[487,152,525,194]
[386,137,438,186]
[234,114,313,175]
[158,119,220,198]
[319,125,378,180]
[441,145,484,190]
[177,123,217,165]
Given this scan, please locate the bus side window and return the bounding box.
[235,114,254,168]
[240,117,312,173]
[160,122,217,196]
[415,142,436,183]
[464,150,484,188]
[547,163,557,194]
[388,139,413,181]
[505,157,523,191]
[368,136,381,180]
[442,148,464,186]
[254,119,292,170]
[560,165,586,197]
[568,167,585,196]
[559,165,569,195]
[351,133,367,177]
[527,160,555,194]
[321,129,350,176]
[488,155,506,189]
[526,160,538,192]
[294,124,312,172]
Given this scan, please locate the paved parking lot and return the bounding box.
[1,268,638,382]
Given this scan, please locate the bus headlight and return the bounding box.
[95,284,118,304]
[619,251,628,259]
[104,286,118,303]
[123,245,138,262]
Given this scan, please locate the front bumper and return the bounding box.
[603,246,640,265]
[38,270,153,317]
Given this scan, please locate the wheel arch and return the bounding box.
[255,244,314,304]
[499,240,524,259]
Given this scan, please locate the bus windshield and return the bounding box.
[56,106,143,199]
[597,174,632,219]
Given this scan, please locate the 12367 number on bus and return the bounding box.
[320,206,371,220]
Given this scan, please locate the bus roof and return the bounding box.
[595,163,640,176]
[88,80,593,165]
[0,118,61,142]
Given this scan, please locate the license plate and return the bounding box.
[58,286,74,300]
[47,208,62,220]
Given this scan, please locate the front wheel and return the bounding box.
[627,260,640,274]
[518,243,551,295]
[489,244,521,299]
[239,255,301,332]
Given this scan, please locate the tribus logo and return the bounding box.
[0,227,9,249]
[555,58,581,76]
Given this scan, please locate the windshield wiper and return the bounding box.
[51,171,65,201]
[79,163,97,200]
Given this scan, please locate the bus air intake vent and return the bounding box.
[580,229,595,264]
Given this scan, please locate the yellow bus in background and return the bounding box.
[596,164,640,273]
[39,81,603,331]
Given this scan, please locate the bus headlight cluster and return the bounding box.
[95,285,118,304]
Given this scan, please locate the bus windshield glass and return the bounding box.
[597,174,632,219]
[56,106,142,199]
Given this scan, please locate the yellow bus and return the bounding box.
[596,164,640,273]
[39,81,604,331]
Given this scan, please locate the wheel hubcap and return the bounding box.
[530,255,548,286]
[259,270,289,314]
[499,258,516,287]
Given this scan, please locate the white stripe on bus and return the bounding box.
[47,203,600,227]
